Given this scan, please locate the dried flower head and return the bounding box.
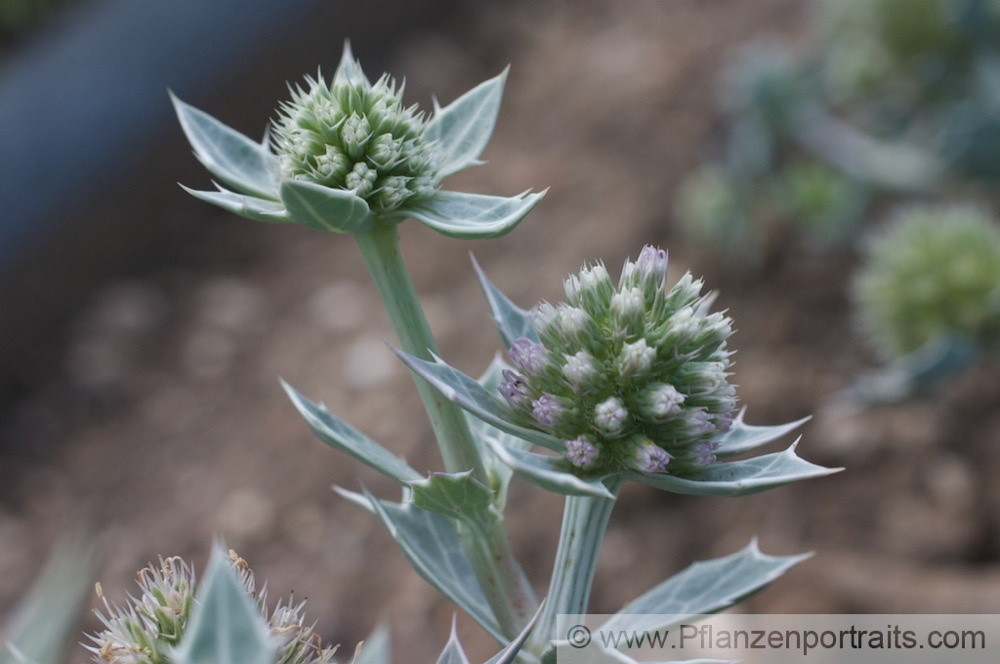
[498,246,737,476]
[87,552,337,664]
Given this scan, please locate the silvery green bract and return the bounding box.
[172,43,543,237]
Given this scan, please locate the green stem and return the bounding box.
[528,477,624,656]
[354,223,486,479]
[353,222,535,636]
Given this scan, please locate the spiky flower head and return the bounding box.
[174,43,543,237]
[87,552,337,664]
[272,59,440,214]
[853,204,1000,360]
[498,246,737,476]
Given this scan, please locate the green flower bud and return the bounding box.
[272,66,441,213]
[500,246,737,476]
[853,204,1000,359]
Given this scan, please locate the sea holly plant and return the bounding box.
[394,248,838,658]
[172,42,839,663]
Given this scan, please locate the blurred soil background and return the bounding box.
[2,0,1000,662]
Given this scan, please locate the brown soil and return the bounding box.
[2,1,999,662]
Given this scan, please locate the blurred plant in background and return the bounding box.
[675,0,1000,264]
[0,0,68,47]
[0,541,91,664]
[844,204,1000,404]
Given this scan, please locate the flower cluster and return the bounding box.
[87,552,337,664]
[273,68,439,213]
[853,204,1000,360]
[498,246,737,476]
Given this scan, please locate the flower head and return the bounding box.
[499,246,737,476]
[272,70,440,213]
[87,552,337,664]
[853,204,1000,359]
[173,42,544,238]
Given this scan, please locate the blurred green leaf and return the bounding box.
[1,540,92,664]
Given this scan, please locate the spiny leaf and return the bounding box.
[393,350,564,452]
[426,69,508,178]
[603,539,810,631]
[628,440,840,497]
[407,190,546,239]
[337,488,506,642]
[180,185,290,224]
[715,409,811,458]
[283,380,421,484]
[171,93,279,200]
[471,256,539,347]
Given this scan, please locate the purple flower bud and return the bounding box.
[564,436,600,468]
[531,393,563,427]
[690,440,720,466]
[635,441,672,473]
[637,246,669,284]
[684,408,714,435]
[498,369,531,409]
[508,337,549,375]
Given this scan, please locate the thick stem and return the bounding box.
[528,477,624,656]
[353,222,535,635]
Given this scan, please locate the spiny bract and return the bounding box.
[498,246,737,477]
[853,204,1000,359]
[273,68,439,214]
